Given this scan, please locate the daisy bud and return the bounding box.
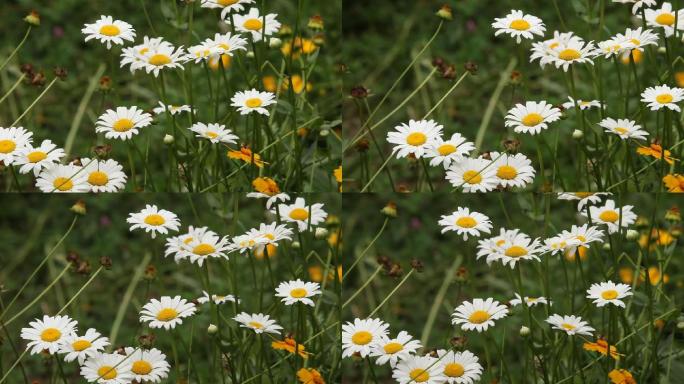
[208,324,218,334]
[602,243,611,251]
[163,134,174,144]
[308,15,324,30]
[269,37,282,48]
[246,51,255,59]
[676,321,684,329]
[520,326,531,337]
[626,229,639,240]
[658,46,666,54]
[572,129,584,139]
[381,201,398,217]
[665,207,681,222]
[70,200,87,215]
[319,128,330,137]
[315,227,329,239]
[292,241,301,249]
[24,10,40,26]
[436,5,454,21]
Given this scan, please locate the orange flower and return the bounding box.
[283,74,312,94]
[636,143,675,164]
[564,246,588,262]
[228,146,264,168]
[297,368,325,384]
[638,228,675,249]
[334,165,342,192]
[308,265,342,283]
[620,49,642,65]
[254,243,277,260]
[619,267,634,284]
[583,338,620,360]
[646,266,670,285]
[252,177,280,195]
[208,54,231,71]
[262,76,278,93]
[663,173,684,192]
[271,337,308,358]
[676,71,684,88]
[609,369,636,384]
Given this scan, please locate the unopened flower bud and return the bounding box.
[436,5,453,21]
[602,243,611,251]
[208,324,218,334]
[24,10,40,26]
[572,129,583,139]
[626,229,639,240]
[292,241,301,249]
[246,51,255,59]
[677,321,684,329]
[315,227,329,239]
[70,200,87,215]
[163,134,174,144]
[269,37,282,48]
[520,326,531,337]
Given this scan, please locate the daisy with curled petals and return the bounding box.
[120,36,165,70]
[247,191,290,209]
[274,197,328,231]
[370,331,422,368]
[615,27,659,51]
[386,119,443,159]
[80,352,134,384]
[81,158,127,193]
[230,232,268,254]
[247,222,294,245]
[124,347,170,383]
[446,157,499,193]
[174,226,231,266]
[641,85,684,111]
[122,38,186,77]
[140,296,197,330]
[201,0,254,19]
[584,199,637,234]
[392,355,445,384]
[491,151,536,188]
[563,96,601,110]
[189,122,239,144]
[197,291,239,305]
[544,232,581,255]
[230,8,281,41]
[59,328,110,364]
[597,36,632,58]
[481,229,545,268]
[492,10,546,43]
[153,101,192,116]
[438,207,492,241]
[341,318,389,358]
[561,224,605,258]
[14,139,64,176]
[451,298,509,332]
[0,126,32,165]
[231,89,276,116]
[436,349,483,384]
[35,164,90,193]
[234,312,282,334]
[425,132,475,168]
[642,2,684,36]
[587,281,633,308]
[613,0,657,15]
[505,101,562,135]
[20,315,77,355]
[275,279,321,306]
[600,118,648,140]
[82,15,136,49]
[531,33,597,71]
[127,205,180,239]
[546,314,595,336]
[557,192,611,211]
[96,106,153,141]
[204,32,248,58]
[510,293,550,307]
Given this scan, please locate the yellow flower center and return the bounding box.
[206,131,219,139]
[614,127,628,135]
[113,118,135,132]
[656,94,674,104]
[218,43,230,50]
[558,49,581,61]
[468,310,491,324]
[0,139,16,154]
[244,18,264,31]
[99,25,121,36]
[462,170,482,185]
[630,38,641,46]
[455,216,477,228]
[497,165,518,180]
[40,328,61,342]
[351,331,373,345]
[53,177,74,192]
[245,98,263,108]
[601,289,619,300]
[409,369,430,382]
[290,288,308,298]
[509,19,530,31]
[132,360,153,375]
[576,235,586,242]
[88,171,109,186]
[218,0,238,5]
[249,321,264,329]
[383,342,403,354]
[599,210,619,223]
[148,54,171,66]
[156,308,178,321]
[289,208,309,221]
[561,323,576,331]
[193,243,216,256]
[437,144,457,156]
[656,13,675,26]
[72,339,92,351]
[444,362,465,377]
[505,245,528,257]
[406,132,427,146]
[27,151,47,163]
[522,113,544,126]
[97,366,117,380]
[144,214,166,226]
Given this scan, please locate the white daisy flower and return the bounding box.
[392,355,445,384]
[20,315,77,355]
[230,8,281,41]
[153,101,193,116]
[14,139,65,176]
[231,89,276,116]
[510,293,550,307]
[201,0,255,19]
[451,298,509,332]
[559,224,605,258]
[230,232,269,254]
[139,296,197,330]
[127,204,181,239]
[557,192,611,211]
[341,318,389,358]
[95,106,153,141]
[246,222,294,245]
[120,36,165,70]
[613,0,658,15]
[641,85,684,112]
[425,132,475,168]
[121,38,186,77]
[599,118,648,140]
[505,101,562,135]
[124,347,171,383]
[247,191,290,209]
[0,126,32,165]
[58,328,109,364]
[642,2,684,37]
[586,281,633,308]
[170,226,231,266]
[584,199,637,234]
[273,197,328,231]
[446,157,499,193]
[275,279,321,306]
[530,33,597,71]
[490,151,536,188]
[438,207,493,241]
[370,331,422,368]
[35,164,90,193]
[234,312,282,335]
[186,42,222,63]
[81,158,127,193]
[204,32,248,57]
[436,349,484,384]
[80,352,134,384]
[544,232,581,255]
[492,10,546,43]
[562,96,602,110]
[189,122,239,144]
[386,119,443,159]
[614,27,659,51]
[197,291,239,305]
[597,35,633,58]
[546,314,595,336]
[82,15,136,49]
[478,228,545,268]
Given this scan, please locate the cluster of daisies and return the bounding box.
[343,192,641,383]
